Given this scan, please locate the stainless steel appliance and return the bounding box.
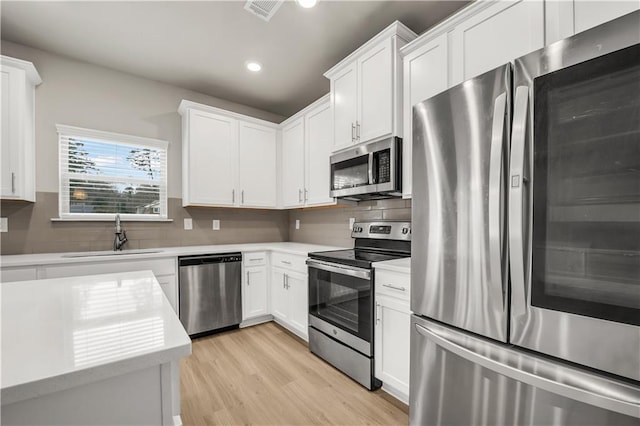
[307,221,411,389]
[330,137,402,201]
[178,253,242,337]
[411,11,640,425]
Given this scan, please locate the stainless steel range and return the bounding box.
[306,221,411,390]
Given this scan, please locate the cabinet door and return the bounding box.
[402,33,449,199]
[243,266,268,319]
[1,65,23,198]
[281,118,305,208]
[374,294,411,403]
[451,0,544,85]
[573,0,639,34]
[304,99,335,206]
[271,268,289,321]
[331,63,358,151]
[287,270,308,339]
[238,122,277,208]
[185,110,238,206]
[358,39,393,143]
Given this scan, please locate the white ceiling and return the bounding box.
[0,0,470,118]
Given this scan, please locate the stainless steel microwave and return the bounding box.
[330,137,402,201]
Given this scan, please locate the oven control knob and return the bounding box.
[402,227,410,235]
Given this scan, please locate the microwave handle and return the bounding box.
[368,152,375,184]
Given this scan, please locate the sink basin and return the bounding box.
[61,249,163,258]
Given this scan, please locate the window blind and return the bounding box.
[57,125,168,220]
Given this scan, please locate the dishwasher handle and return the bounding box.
[179,252,242,267]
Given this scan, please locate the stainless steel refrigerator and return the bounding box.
[410,11,640,425]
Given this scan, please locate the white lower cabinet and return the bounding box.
[374,268,411,404]
[243,266,269,320]
[271,257,308,340]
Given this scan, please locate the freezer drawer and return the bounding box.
[410,315,640,426]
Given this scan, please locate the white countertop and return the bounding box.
[1,270,191,405]
[373,257,411,274]
[0,242,346,268]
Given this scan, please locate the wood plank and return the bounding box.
[180,322,409,425]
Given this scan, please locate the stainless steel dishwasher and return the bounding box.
[178,253,242,337]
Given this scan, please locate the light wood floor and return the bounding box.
[180,322,409,425]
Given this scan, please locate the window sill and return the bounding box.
[51,217,174,222]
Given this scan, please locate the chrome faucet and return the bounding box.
[113,214,128,251]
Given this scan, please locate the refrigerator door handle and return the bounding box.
[415,322,640,417]
[488,92,508,301]
[509,86,530,320]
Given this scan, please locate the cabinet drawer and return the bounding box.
[44,257,176,279]
[375,269,410,301]
[243,251,267,267]
[1,267,37,283]
[271,252,306,272]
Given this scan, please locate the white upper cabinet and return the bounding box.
[281,117,306,208]
[573,0,639,34]
[238,122,277,208]
[331,64,358,151]
[280,95,335,209]
[325,22,417,152]
[183,109,238,207]
[401,33,449,199]
[304,98,334,207]
[179,100,278,208]
[451,0,544,85]
[1,56,41,202]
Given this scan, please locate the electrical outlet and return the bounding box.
[0,217,7,233]
[184,218,193,230]
[213,220,220,230]
[349,217,356,230]
[295,219,300,230]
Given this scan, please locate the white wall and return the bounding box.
[0,41,285,198]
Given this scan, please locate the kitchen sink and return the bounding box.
[61,249,163,258]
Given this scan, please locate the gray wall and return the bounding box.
[288,199,411,248]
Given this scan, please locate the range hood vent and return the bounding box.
[244,0,284,22]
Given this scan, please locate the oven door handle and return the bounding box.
[306,259,371,280]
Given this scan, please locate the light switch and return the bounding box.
[213,220,220,230]
[295,219,300,230]
[0,217,7,233]
[184,218,193,230]
[349,217,356,230]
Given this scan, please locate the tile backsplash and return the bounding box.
[288,198,411,248]
[0,192,289,255]
[0,193,411,254]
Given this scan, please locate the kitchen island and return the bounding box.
[1,270,191,426]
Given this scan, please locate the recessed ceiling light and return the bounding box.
[246,61,262,72]
[297,0,317,8]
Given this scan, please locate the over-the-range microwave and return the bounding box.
[330,137,402,201]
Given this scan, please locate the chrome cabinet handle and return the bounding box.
[249,258,263,262]
[246,271,250,286]
[241,190,244,204]
[232,189,235,203]
[376,302,381,324]
[304,188,308,202]
[298,189,302,202]
[488,91,508,309]
[285,274,289,289]
[356,121,360,140]
[351,122,356,143]
[281,260,292,265]
[509,86,531,324]
[283,274,286,289]
[382,283,406,292]
[415,322,640,417]
[11,172,15,194]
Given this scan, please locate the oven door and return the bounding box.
[510,11,640,381]
[307,259,373,355]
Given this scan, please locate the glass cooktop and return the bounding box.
[308,249,409,269]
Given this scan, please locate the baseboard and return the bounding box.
[172,415,182,426]
[272,318,309,342]
[381,383,409,406]
[240,314,274,328]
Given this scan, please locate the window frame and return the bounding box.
[56,124,170,222]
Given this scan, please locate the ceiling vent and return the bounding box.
[244,0,284,22]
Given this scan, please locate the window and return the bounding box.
[57,125,168,220]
